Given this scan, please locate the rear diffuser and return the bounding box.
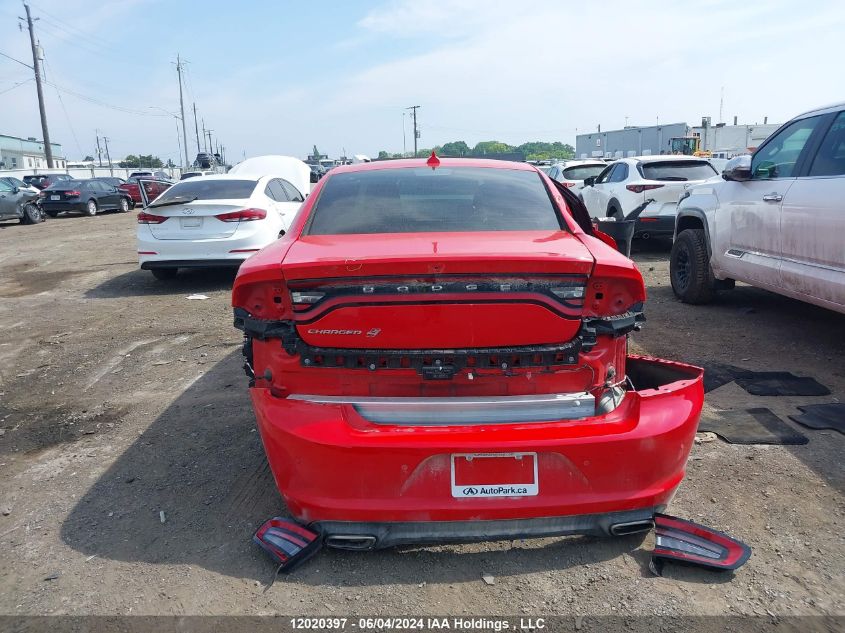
[651,513,750,573]
[253,517,322,573]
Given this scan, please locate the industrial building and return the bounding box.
[575,119,781,160]
[0,134,66,171]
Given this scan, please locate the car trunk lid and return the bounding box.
[282,231,594,349]
[147,200,246,239]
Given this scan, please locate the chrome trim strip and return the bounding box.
[289,392,594,406]
[289,392,597,425]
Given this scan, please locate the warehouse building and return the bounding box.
[576,119,781,160]
[0,133,66,171]
[576,123,688,159]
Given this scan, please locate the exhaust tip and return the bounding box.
[610,519,655,536]
[325,535,377,550]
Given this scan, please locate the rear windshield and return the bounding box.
[306,167,561,235]
[153,179,257,202]
[640,161,717,181]
[45,180,84,190]
[562,165,606,181]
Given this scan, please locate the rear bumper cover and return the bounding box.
[634,215,675,237]
[318,508,659,549]
[250,355,704,545]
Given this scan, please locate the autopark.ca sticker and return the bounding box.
[454,484,536,498]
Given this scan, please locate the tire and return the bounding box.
[86,199,98,216]
[670,228,716,304]
[606,203,622,219]
[118,197,130,213]
[151,268,178,281]
[45,209,59,218]
[20,203,44,224]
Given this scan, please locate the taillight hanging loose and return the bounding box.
[216,208,267,222]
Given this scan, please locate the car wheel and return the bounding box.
[151,268,178,281]
[670,228,716,304]
[20,203,44,224]
[45,209,59,218]
[119,197,130,213]
[606,205,622,219]
[86,199,98,216]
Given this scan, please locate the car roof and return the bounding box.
[623,155,712,163]
[792,101,845,119]
[329,157,537,175]
[171,173,260,182]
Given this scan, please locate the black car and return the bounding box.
[308,164,326,183]
[22,173,75,190]
[39,179,133,217]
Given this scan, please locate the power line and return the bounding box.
[31,3,126,57]
[0,77,32,96]
[0,49,32,69]
[44,58,83,158]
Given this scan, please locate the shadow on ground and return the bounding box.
[85,267,237,298]
[61,349,659,584]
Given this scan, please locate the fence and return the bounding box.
[0,166,182,180]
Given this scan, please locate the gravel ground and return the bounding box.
[0,213,842,619]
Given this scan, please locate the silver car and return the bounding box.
[0,177,43,224]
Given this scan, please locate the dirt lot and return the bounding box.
[0,213,842,619]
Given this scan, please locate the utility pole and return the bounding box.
[174,55,189,168]
[402,112,407,157]
[192,102,201,154]
[95,130,103,167]
[206,129,214,156]
[23,4,53,168]
[201,119,207,152]
[102,136,113,176]
[406,105,420,156]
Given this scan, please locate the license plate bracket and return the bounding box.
[451,452,538,498]
[180,217,202,229]
[51,195,59,201]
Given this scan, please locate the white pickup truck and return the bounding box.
[670,102,845,315]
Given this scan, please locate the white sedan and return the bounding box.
[580,156,718,239]
[137,160,308,280]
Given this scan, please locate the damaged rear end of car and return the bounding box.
[232,159,704,549]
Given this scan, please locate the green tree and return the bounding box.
[471,141,514,155]
[118,154,164,168]
[517,141,575,161]
[83,155,95,162]
[377,150,390,160]
[439,141,470,156]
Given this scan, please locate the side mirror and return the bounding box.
[722,155,752,181]
[583,177,596,187]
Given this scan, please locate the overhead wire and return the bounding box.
[0,77,32,96]
[43,58,84,158]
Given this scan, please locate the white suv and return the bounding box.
[546,160,606,193]
[670,102,845,314]
[581,156,718,239]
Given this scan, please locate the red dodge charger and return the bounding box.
[232,156,704,550]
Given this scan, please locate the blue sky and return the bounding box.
[1,0,843,163]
